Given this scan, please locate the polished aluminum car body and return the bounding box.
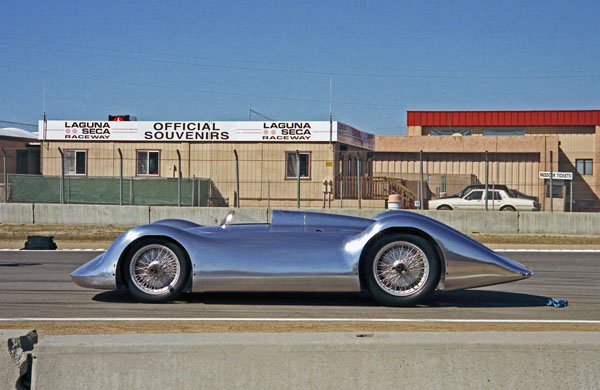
[72,210,532,303]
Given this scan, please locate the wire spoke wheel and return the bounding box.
[365,233,440,306]
[373,241,430,296]
[129,244,182,296]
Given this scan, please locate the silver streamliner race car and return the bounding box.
[72,210,532,306]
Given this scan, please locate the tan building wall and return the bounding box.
[41,141,368,208]
[38,119,600,211]
[373,135,560,210]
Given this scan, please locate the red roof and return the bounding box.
[407,110,600,127]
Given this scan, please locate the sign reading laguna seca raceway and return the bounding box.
[39,121,342,143]
[538,171,573,180]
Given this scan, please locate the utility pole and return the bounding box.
[329,77,333,144]
[549,151,553,212]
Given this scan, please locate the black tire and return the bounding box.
[363,233,440,306]
[437,205,452,211]
[500,205,516,211]
[123,238,190,302]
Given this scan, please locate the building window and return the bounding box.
[286,152,310,179]
[16,150,29,174]
[576,159,593,175]
[64,150,87,175]
[430,129,472,136]
[137,150,160,176]
[483,128,525,136]
[545,180,564,199]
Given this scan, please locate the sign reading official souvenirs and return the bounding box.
[39,120,375,149]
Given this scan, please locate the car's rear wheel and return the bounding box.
[437,205,452,210]
[364,233,440,306]
[123,239,190,302]
[500,205,516,211]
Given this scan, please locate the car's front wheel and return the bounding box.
[123,239,190,302]
[364,234,440,306]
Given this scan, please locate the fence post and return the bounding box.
[233,150,240,208]
[58,147,64,204]
[357,156,361,209]
[118,148,123,206]
[296,150,301,208]
[207,179,212,207]
[570,179,573,212]
[177,149,182,207]
[340,177,343,208]
[419,150,423,210]
[129,177,133,205]
[1,147,7,203]
[267,180,270,208]
[549,151,553,212]
[192,175,196,207]
[485,151,489,211]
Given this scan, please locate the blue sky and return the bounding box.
[1,1,599,135]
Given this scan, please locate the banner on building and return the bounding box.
[39,121,374,149]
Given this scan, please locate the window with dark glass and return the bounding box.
[545,180,564,198]
[483,128,525,136]
[430,129,472,136]
[137,151,160,176]
[486,191,502,200]
[576,159,593,175]
[286,152,310,179]
[64,150,86,175]
[16,150,28,174]
[465,190,483,200]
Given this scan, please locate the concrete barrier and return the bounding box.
[519,211,600,235]
[3,203,600,235]
[0,329,37,390]
[0,204,33,224]
[31,332,600,390]
[32,204,149,226]
[419,210,520,234]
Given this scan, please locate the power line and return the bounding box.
[2,39,599,80]
[0,120,38,128]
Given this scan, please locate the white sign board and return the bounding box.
[538,171,573,180]
[40,121,335,142]
[39,120,375,149]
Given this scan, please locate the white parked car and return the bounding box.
[428,189,540,211]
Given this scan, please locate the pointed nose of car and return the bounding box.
[443,241,533,291]
[466,250,533,288]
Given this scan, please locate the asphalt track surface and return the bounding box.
[0,250,598,323]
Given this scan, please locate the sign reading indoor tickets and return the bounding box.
[39,121,340,143]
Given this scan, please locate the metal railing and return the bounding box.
[335,175,417,204]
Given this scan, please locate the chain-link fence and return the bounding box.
[3,174,218,206]
[1,143,598,211]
